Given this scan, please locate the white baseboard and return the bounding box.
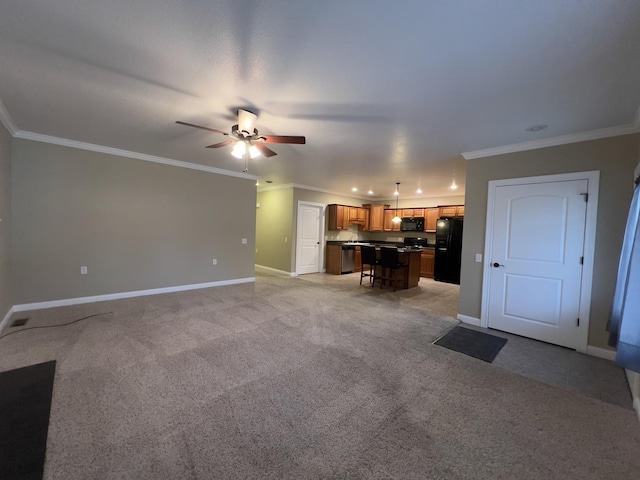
[457,314,481,326]
[12,277,255,312]
[255,264,296,277]
[585,346,617,361]
[0,306,15,332]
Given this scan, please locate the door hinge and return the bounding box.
[577,318,580,326]
[580,256,584,265]
[580,193,589,202]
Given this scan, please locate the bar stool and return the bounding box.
[379,247,408,291]
[360,245,380,286]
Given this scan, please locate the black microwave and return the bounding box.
[400,217,425,231]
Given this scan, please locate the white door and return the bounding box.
[296,203,323,275]
[486,179,588,349]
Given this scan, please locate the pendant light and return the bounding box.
[391,182,402,223]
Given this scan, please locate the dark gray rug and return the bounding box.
[0,360,56,480]
[435,325,507,362]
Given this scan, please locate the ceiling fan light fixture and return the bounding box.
[249,144,261,159]
[231,141,246,159]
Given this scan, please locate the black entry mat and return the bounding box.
[434,326,507,363]
[0,360,56,480]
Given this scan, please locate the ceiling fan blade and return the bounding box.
[205,140,235,148]
[176,120,228,135]
[261,135,306,144]
[254,143,278,157]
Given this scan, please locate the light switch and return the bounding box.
[242,238,248,244]
[475,253,482,263]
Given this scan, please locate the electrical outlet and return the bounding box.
[80,266,88,274]
[284,237,288,243]
[242,238,248,244]
[212,259,217,265]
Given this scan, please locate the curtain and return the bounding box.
[607,177,640,372]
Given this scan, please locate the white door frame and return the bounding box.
[295,201,326,275]
[480,171,600,353]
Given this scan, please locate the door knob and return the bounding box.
[492,262,505,268]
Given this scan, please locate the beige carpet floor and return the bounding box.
[1,270,639,479]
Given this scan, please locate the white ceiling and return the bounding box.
[1,1,639,199]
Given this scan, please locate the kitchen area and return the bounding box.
[325,203,464,289]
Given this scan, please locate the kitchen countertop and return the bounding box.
[326,241,435,248]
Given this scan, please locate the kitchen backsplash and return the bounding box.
[325,225,434,243]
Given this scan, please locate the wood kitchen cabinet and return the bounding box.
[420,248,435,278]
[328,204,370,230]
[425,207,439,232]
[326,244,343,274]
[362,204,388,232]
[383,209,401,232]
[402,208,425,218]
[348,207,367,225]
[328,204,351,230]
[439,205,465,217]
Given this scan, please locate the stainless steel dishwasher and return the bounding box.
[341,245,355,273]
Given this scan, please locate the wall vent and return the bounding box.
[10,318,29,327]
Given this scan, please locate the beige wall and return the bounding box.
[0,124,11,317]
[256,188,294,272]
[11,139,256,304]
[459,133,640,349]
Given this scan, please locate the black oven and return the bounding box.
[400,217,425,232]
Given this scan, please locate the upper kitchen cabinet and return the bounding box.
[348,206,368,226]
[362,204,389,232]
[328,204,349,230]
[383,209,401,232]
[328,204,368,230]
[425,207,440,232]
[402,208,425,218]
[439,205,465,217]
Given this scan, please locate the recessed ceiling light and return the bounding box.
[416,188,422,194]
[368,190,373,195]
[526,124,548,132]
[450,182,458,190]
[352,187,358,192]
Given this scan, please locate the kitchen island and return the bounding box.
[326,243,422,289]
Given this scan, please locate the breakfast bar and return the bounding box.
[326,242,423,289]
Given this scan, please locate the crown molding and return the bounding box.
[13,130,258,180]
[256,182,466,201]
[462,120,640,160]
[293,183,368,199]
[256,182,294,192]
[0,99,18,135]
[257,182,367,200]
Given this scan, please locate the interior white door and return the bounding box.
[487,179,588,349]
[296,204,323,275]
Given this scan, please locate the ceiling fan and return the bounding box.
[176,109,306,172]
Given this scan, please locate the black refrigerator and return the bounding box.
[434,216,463,284]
